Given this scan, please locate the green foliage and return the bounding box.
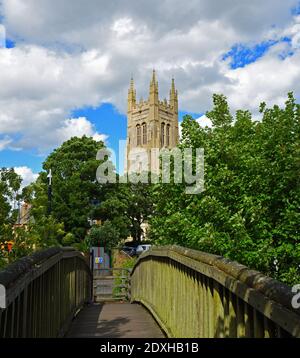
[85,221,121,249]
[28,215,66,248]
[0,168,21,229]
[112,255,136,298]
[150,92,300,286]
[30,136,106,241]
[120,256,137,269]
[62,232,76,246]
[0,168,22,268]
[18,136,109,253]
[123,181,154,242]
[97,180,154,243]
[72,240,90,253]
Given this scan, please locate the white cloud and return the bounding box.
[93,133,108,142]
[0,45,110,151]
[2,0,297,45]
[14,166,38,187]
[112,17,136,38]
[56,117,108,144]
[196,115,213,128]
[222,42,300,112]
[0,0,300,154]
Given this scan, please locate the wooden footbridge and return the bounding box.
[0,246,299,338]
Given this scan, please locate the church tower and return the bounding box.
[125,71,179,174]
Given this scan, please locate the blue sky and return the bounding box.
[0,101,201,174]
[5,38,14,48]
[222,37,293,69]
[0,0,300,184]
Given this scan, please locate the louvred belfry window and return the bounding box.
[161,123,165,147]
[137,125,141,146]
[166,124,170,146]
[143,123,147,145]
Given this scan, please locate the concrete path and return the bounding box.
[67,303,165,338]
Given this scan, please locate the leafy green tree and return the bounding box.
[21,176,68,248]
[0,168,22,263]
[0,168,21,228]
[85,221,120,249]
[124,181,154,242]
[97,179,154,243]
[40,136,106,241]
[150,93,300,285]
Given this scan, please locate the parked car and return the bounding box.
[121,246,136,257]
[136,244,151,256]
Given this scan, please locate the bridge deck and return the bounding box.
[67,303,165,338]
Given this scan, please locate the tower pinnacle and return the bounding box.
[171,78,176,94]
[128,75,136,111]
[150,69,158,90]
[130,76,135,91]
[152,69,156,83]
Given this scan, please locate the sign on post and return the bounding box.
[95,257,104,264]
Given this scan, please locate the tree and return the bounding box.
[124,181,154,242]
[150,93,300,286]
[21,170,71,248]
[96,179,154,244]
[85,221,120,250]
[0,168,21,227]
[39,136,106,241]
[0,168,21,258]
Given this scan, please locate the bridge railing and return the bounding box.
[130,245,300,338]
[93,268,131,302]
[0,247,92,338]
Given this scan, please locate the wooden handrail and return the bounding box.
[0,247,92,338]
[131,245,300,338]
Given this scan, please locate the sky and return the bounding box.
[1,0,300,185]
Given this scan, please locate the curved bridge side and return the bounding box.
[130,245,300,338]
[0,247,92,338]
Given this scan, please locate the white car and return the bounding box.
[136,244,151,256]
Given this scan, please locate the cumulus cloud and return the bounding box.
[196,115,213,128]
[0,45,109,151]
[56,117,108,144]
[2,0,297,45]
[14,166,38,187]
[0,0,300,154]
[222,42,300,112]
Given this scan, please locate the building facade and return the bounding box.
[125,71,179,174]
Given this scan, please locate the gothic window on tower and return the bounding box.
[161,122,165,147]
[142,123,147,145]
[166,124,170,147]
[137,125,141,146]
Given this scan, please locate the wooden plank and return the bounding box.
[67,303,165,338]
[213,281,224,338]
[228,292,237,337]
[254,310,264,338]
[223,287,230,337]
[237,298,245,338]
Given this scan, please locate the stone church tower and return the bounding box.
[125,70,179,174]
